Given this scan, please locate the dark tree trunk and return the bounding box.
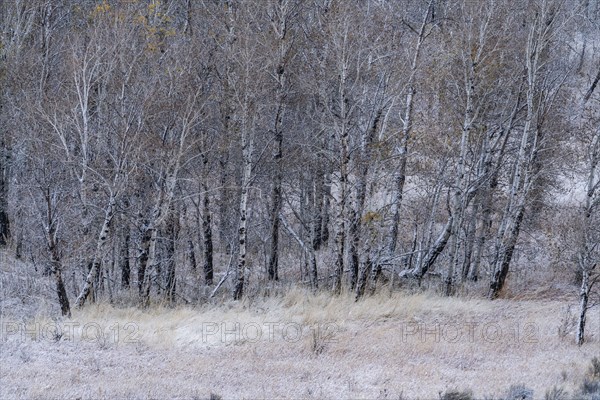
[311,171,325,251]
[121,228,130,288]
[0,129,10,246]
[348,208,360,290]
[488,205,525,299]
[52,259,71,318]
[138,225,152,296]
[44,187,71,317]
[319,173,331,247]
[202,183,214,285]
[188,239,197,272]
[268,81,284,281]
[165,210,178,304]
[268,167,282,281]
[355,257,372,300]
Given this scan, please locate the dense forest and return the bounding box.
[0,0,599,345]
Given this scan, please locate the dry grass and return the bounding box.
[1,284,599,399]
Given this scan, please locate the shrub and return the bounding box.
[580,378,600,399]
[440,389,474,400]
[590,357,600,379]
[578,358,600,400]
[505,384,534,400]
[544,386,569,400]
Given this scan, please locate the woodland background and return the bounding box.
[0,0,599,343]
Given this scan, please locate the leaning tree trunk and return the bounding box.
[75,194,116,308]
[467,93,517,282]
[280,213,318,290]
[488,113,535,298]
[445,63,476,295]
[488,204,526,299]
[576,267,590,346]
[488,3,558,299]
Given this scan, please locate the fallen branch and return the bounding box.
[209,251,235,299]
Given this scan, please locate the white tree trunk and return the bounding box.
[75,194,116,308]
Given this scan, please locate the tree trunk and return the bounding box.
[348,206,360,290]
[75,195,116,308]
[488,13,543,299]
[332,135,348,294]
[469,180,494,282]
[218,156,232,253]
[387,0,432,257]
[317,171,331,249]
[387,88,412,255]
[141,226,158,306]
[50,257,71,318]
[268,9,289,281]
[488,204,525,299]
[0,126,10,246]
[120,225,130,289]
[165,210,178,304]
[234,179,249,300]
[234,108,253,300]
[202,182,214,285]
[402,213,453,281]
[576,267,590,346]
[468,93,518,282]
[353,107,382,296]
[138,224,152,295]
[576,129,599,345]
[280,213,318,289]
[332,29,351,294]
[188,239,197,272]
[268,128,282,281]
[355,257,371,300]
[445,67,475,295]
[44,187,71,317]
[312,170,326,250]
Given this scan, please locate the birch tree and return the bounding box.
[489,0,570,298]
[576,124,600,345]
[265,0,299,282]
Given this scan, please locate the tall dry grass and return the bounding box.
[2,282,599,399]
